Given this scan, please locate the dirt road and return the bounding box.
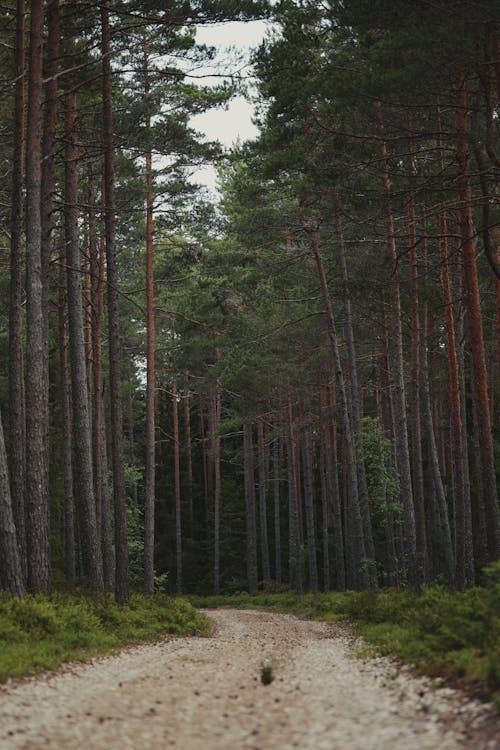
[0,609,498,749]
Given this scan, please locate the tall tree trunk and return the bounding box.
[8,0,27,580]
[143,60,156,590]
[84,172,95,407]
[326,379,346,591]
[40,0,60,536]
[98,390,113,588]
[319,388,331,592]
[404,140,427,586]
[94,174,113,589]
[286,399,302,592]
[496,235,500,420]
[419,220,455,585]
[25,0,50,591]
[332,188,375,581]
[257,415,271,581]
[374,101,417,585]
[301,416,318,591]
[436,106,473,587]
[305,225,366,589]
[171,321,182,593]
[184,373,194,537]
[455,73,499,561]
[272,432,282,583]
[199,395,209,528]
[243,423,258,595]
[127,364,138,505]
[58,253,75,584]
[213,385,221,594]
[325,382,346,591]
[375,356,398,587]
[380,316,405,581]
[293,411,304,550]
[319,435,330,592]
[86,167,97,527]
[452,246,484,575]
[64,72,102,586]
[439,213,469,587]
[0,408,24,597]
[101,0,129,603]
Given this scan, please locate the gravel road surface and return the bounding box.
[0,609,498,749]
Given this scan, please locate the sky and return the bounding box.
[188,20,270,194]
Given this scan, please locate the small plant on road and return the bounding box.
[260,663,274,685]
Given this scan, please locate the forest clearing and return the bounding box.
[1,608,499,750]
[0,0,499,746]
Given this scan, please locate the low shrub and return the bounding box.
[0,591,210,682]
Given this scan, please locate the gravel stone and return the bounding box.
[0,609,498,749]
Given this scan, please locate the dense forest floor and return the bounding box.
[0,609,498,749]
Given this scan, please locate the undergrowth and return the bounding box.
[0,591,210,682]
[190,561,500,705]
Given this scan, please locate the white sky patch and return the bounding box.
[188,20,269,194]
[191,96,258,149]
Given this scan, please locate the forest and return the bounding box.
[0,0,498,610]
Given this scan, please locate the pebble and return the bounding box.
[0,609,497,750]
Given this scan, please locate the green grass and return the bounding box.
[190,562,500,704]
[0,591,211,682]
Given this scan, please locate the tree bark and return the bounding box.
[0,408,24,597]
[8,0,27,581]
[374,100,417,585]
[101,0,129,603]
[286,400,302,592]
[199,395,210,528]
[184,372,194,537]
[94,174,113,589]
[272,432,281,583]
[306,226,366,589]
[375,355,398,587]
[40,0,60,539]
[64,72,102,586]
[127,364,138,506]
[325,379,346,591]
[58,252,75,584]
[301,416,318,591]
[213,385,221,594]
[404,140,427,586]
[143,82,156,588]
[455,72,499,561]
[171,321,182,593]
[419,221,455,585]
[319,388,331,592]
[87,165,98,539]
[257,415,271,581]
[243,422,258,595]
[25,0,50,591]
[332,188,375,582]
[453,292,474,586]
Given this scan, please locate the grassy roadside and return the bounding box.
[0,591,210,683]
[190,563,500,708]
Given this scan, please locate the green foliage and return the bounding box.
[360,417,400,515]
[126,497,145,589]
[0,592,210,682]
